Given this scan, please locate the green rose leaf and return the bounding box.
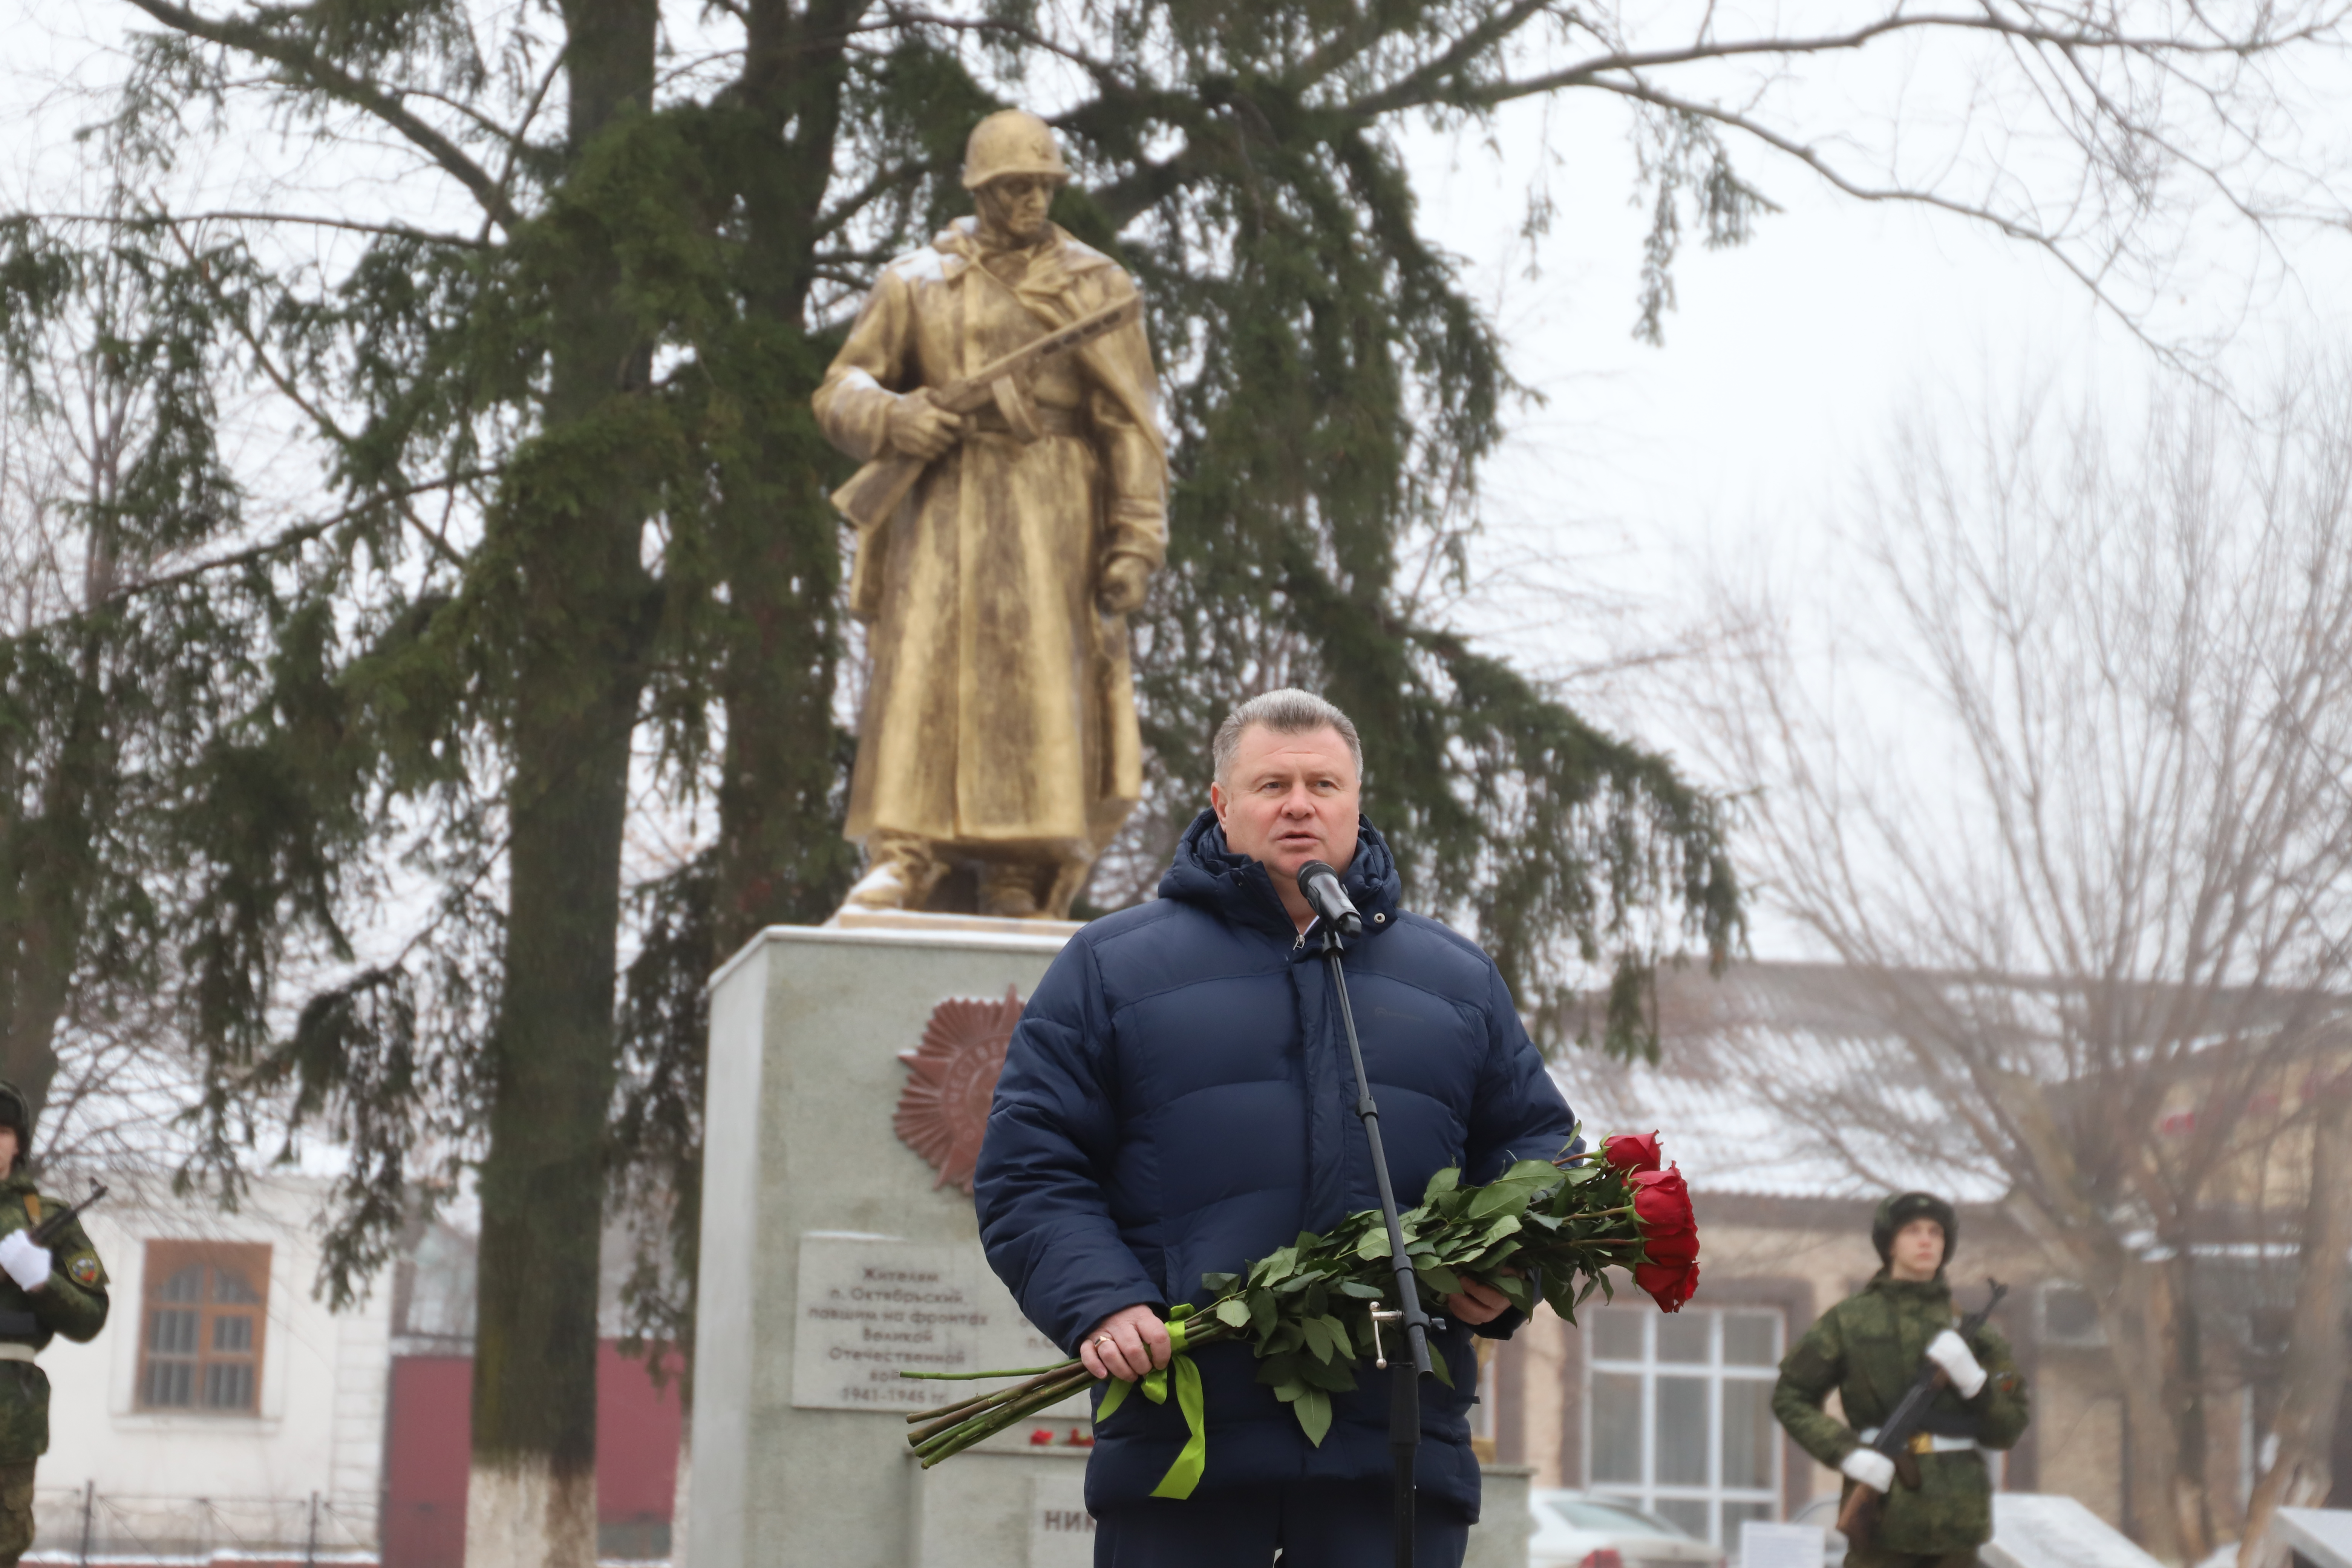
[1294,1387,1333,1447]
[1427,1343,1453,1390]
[1466,1181,1530,1220]
[1416,1261,1464,1296]
[1302,1315,1335,1363]
[1422,1168,1461,1205]
[1215,1297,1252,1329]
[1298,1353,1358,1393]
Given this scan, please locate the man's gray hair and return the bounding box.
[1211,689,1364,784]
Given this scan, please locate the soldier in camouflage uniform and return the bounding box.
[1771,1193,2029,1568]
[0,1082,109,1568]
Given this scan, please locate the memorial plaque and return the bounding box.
[793,1232,1078,1415]
[1027,1474,1095,1568]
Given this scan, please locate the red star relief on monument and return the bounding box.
[894,986,1026,1194]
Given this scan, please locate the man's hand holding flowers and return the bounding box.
[1446,1267,1520,1326]
[1081,1303,1174,1382]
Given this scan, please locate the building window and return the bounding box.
[138,1242,269,1413]
[1584,1303,1783,1546]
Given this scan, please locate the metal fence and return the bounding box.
[25,1487,378,1567]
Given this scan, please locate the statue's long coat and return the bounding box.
[815,220,1167,856]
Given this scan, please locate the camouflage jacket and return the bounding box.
[1771,1272,2029,1555]
[0,1173,110,1462]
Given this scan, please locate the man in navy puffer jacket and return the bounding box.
[974,690,1580,1566]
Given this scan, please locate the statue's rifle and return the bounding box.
[1837,1278,2007,1551]
[828,292,1142,532]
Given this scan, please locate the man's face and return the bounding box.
[1209,724,1361,891]
[1890,1216,1945,1281]
[0,1129,19,1172]
[975,175,1057,245]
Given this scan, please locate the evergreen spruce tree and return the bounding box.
[1,1,2339,1562]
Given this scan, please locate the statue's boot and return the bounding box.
[841,833,940,913]
[978,862,1044,920]
[1041,856,1093,920]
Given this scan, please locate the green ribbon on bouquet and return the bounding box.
[1093,1304,1208,1499]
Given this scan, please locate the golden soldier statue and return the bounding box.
[815,110,1167,921]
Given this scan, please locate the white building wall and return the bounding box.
[31,1172,393,1556]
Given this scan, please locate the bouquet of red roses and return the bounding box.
[903,1130,1698,1490]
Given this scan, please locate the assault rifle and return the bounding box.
[1838,1278,2007,1551]
[828,292,1141,532]
[29,1183,106,1247]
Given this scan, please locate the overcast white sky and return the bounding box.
[1391,82,2352,957]
[1405,85,2352,677]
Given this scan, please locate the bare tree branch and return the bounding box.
[117,0,523,231]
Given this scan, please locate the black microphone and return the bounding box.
[1294,860,1364,938]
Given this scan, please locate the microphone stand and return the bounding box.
[1318,917,1432,1568]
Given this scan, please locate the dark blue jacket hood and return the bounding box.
[1156,809,1403,940]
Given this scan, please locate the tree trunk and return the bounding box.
[2104,1256,2193,1558]
[2164,1248,2216,1562]
[2240,1076,2352,1568]
[466,6,658,1568]
[707,0,861,954]
[668,1429,691,1568]
[0,630,116,1135]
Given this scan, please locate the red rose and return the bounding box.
[1603,1132,1664,1173]
[1635,1258,1701,1313]
[1630,1164,1701,1269]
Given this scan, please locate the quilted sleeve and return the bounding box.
[974,935,1165,1354]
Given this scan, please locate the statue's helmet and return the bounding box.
[962,110,1070,190]
[0,1081,29,1172]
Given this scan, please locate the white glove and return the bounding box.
[0,1230,50,1291]
[1842,1446,1896,1494]
[1927,1328,1988,1397]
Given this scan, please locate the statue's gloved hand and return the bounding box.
[1096,553,1152,614]
[1841,1446,1896,1494]
[1927,1328,1988,1397]
[0,1230,51,1292]
[885,389,962,461]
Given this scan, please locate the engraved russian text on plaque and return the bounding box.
[791,1232,1081,1416]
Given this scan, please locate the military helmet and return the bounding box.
[962,110,1070,190]
[1873,1190,1957,1266]
[0,1081,29,1173]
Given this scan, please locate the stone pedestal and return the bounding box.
[688,919,1536,1568]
